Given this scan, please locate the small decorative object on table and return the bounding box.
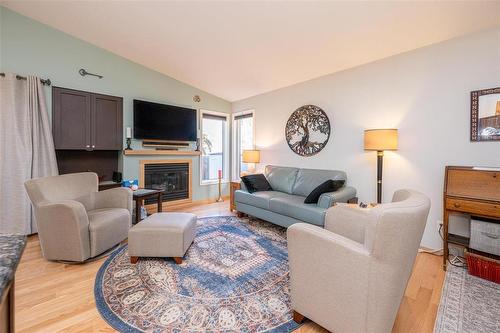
[122,179,139,191]
[357,201,377,208]
[216,169,223,202]
[125,127,133,150]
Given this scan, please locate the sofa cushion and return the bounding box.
[269,195,326,226]
[234,190,288,210]
[241,174,273,193]
[292,168,347,197]
[264,165,299,194]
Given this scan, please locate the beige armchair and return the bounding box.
[288,189,430,333]
[25,172,132,262]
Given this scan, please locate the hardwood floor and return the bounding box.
[15,201,445,332]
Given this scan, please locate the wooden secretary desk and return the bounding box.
[443,166,500,270]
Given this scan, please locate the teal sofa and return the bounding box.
[235,165,357,228]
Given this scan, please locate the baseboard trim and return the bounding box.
[144,195,229,213]
[418,246,444,256]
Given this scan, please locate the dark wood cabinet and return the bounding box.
[53,88,91,149]
[92,93,123,150]
[53,87,123,150]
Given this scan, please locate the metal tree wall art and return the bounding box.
[285,105,331,156]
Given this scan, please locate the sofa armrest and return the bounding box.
[317,186,356,208]
[287,223,370,331]
[36,200,91,261]
[93,187,133,214]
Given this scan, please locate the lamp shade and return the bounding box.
[242,150,260,163]
[364,129,398,151]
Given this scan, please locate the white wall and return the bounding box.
[232,27,500,249]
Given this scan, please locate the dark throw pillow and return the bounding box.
[304,179,345,204]
[241,174,273,193]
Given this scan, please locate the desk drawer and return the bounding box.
[446,198,500,218]
[446,169,500,201]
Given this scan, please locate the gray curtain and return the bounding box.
[0,73,58,234]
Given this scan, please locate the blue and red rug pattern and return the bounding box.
[94,216,299,332]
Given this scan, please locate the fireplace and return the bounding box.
[140,160,191,206]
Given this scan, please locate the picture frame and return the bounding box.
[471,86,500,141]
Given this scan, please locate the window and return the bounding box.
[200,110,229,184]
[232,110,254,179]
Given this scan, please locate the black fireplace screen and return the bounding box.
[144,163,189,204]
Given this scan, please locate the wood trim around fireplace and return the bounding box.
[139,159,193,211]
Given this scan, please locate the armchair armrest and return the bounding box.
[36,200,91,261]
[317,186,356,208]
[93,187,133,214]
[287,223,370,331]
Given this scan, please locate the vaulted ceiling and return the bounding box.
[3,1,500,101]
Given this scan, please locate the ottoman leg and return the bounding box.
[293,310,305,324]
[173,257,183,264]
[130,256,139,264]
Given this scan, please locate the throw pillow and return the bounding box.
[304,179,345,204]
[241,174,273,193]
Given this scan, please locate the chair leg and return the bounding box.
[293,310,305,324]
[173,257,183,264]
[130,256,138,264]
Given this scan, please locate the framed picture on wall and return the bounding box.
[471,86,500,141]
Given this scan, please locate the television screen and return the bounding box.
[133,100,197,141]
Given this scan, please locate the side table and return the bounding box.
[230,181,241,212]
[133,189,164,224]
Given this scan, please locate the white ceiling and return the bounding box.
[3,1,500,102]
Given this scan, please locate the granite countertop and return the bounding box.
[0,234,27,301]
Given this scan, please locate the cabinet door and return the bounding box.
[53,87,91,149]
[92,94,123,150]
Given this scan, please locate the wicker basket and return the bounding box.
[465,249,500,284]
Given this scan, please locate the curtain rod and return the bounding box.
[0,73,52,86]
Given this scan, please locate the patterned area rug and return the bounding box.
[434,265,500,333]
[95,216,299,332]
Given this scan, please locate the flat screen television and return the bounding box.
[133,99,197,141]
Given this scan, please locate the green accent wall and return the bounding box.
[0,7,231,200]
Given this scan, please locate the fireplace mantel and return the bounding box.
[124,150,201,156]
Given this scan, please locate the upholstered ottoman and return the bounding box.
[128,212,197,264]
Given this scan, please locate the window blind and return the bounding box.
[234,113,253,121]
[202,113,227,121]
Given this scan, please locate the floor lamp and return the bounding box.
[364,129,398,203]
